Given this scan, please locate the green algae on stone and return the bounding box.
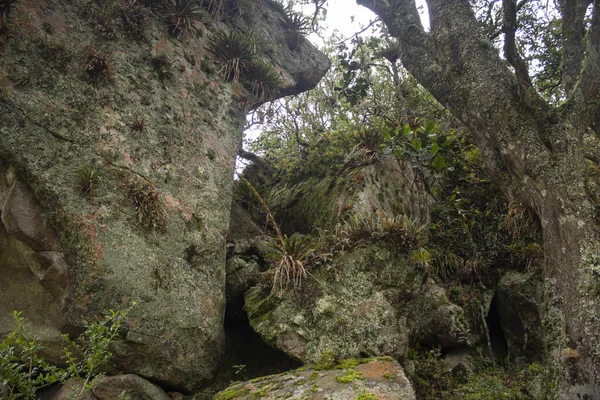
[336,369,363,384]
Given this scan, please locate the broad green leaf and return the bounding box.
[412,138,423,151]
[432,154,446,170]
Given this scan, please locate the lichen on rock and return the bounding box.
[0,0,328,391]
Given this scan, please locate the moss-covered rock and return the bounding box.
[213,357,416,400]
[244,243,479,364]
[0,0,328,392]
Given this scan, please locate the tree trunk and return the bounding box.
[357,0,600,396]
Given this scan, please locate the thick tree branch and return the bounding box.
[489,0,530,40]
[581,0,600,103]
[560,0,592,93]
[502,0,532,89]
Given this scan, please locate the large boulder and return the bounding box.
[0,0,328,392]
[244,244,479,364]
[92,374,171,400]
[214,357,416,400]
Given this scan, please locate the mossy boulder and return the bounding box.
[0,0,328,392]
[213,357,416,400]
[244,244,478,364]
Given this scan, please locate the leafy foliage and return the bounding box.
[1,306,132,399]
[0,312,65,399]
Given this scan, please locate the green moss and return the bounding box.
[383,372,395,380]
[336,369,363,384]
[355,393,379,400]
[214,385,251,400]
[309,372,319,380]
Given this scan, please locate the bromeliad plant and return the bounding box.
[246,59,282,101]
[240,177,313,294]
[280,9,310,50]
[209,30,256,82]
[152,0,206,38]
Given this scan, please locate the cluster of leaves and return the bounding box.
[209,30,282,101]
[240,178,311,294]
[338,212,427,250]
[0,307,132,399]
[280,7,311,50]
[120,0,152,38]
[266,232,313,294]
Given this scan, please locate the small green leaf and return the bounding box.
[412,138,422,152]
[432,154,446,170]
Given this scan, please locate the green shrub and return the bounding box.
[0,312,65,399]
[0,306,132,399]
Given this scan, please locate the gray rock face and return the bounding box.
[496,271,544,362]
[92,374,171,400]
[0,0,327,392]
[49,378,95,400]
[214,357,416,400]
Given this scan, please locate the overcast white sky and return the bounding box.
[305,0,430,43]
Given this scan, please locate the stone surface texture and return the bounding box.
[214,358,416,400]
[0,0,328,391]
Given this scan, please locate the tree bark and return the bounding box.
[357,0,600,396]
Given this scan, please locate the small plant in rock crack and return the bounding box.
[75,166,102,197]
[151,54,173,81]
[128,178,167,231]
[266,232,315,294]
[245,59,282,101]
[209,30,256,82]
[83,46,115,84]
[159,0,207,38]
[280,8,310,50]
[120,0,152,38]
[130,117,148,135]
[239,177,314,294]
